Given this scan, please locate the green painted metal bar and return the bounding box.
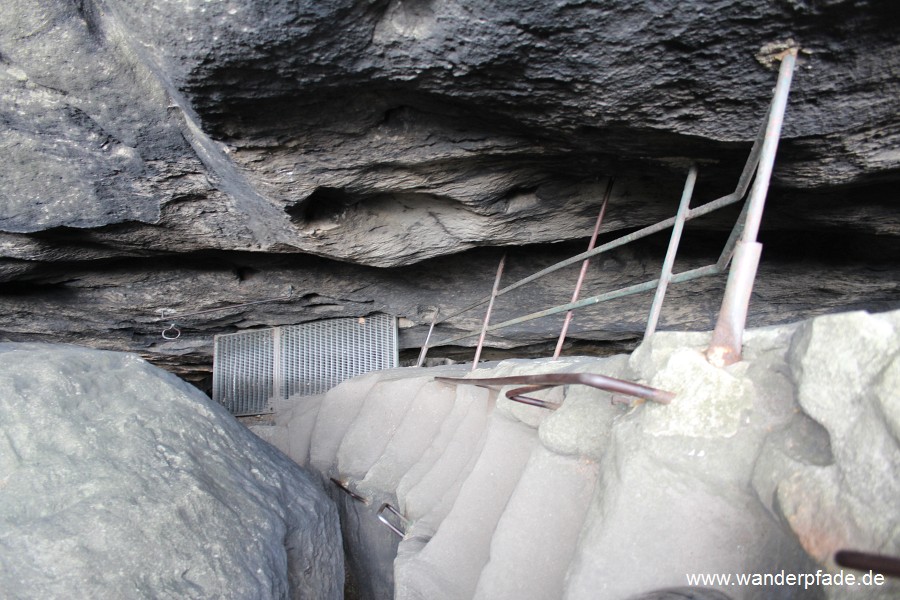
[423,57,781,354]
[432,263,721,347]
[485,264,720,334]
[644,165,698,340]
[433,132,763,330]
[415,309,440,367]
[716,191,753,269]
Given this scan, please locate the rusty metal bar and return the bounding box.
[436,372,676,405]
[472,254,506,370]
[553,179,614,359]
[707,49,797,367]
[741,51,797,245]
[416,309,440,367]
[377,503,409,538]
[507,390,562,410]
[329,477,369,504]
[706,241,762,367]
[498,383,562,410]
[644,165,698,340]
[835,550,900,578]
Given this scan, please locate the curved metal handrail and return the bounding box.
[436,372,675,406]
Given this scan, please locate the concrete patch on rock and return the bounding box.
[640,347,755,439]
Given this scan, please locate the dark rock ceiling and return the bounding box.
[1,0,897,386]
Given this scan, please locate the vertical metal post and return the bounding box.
[644,165,698,340]
[707,49,797,367]
[472,254,506,370]
[553,178,614,359]
[416,309,440,367]
[272,326,283,402]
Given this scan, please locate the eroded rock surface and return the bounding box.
[0,344,343,600]
[1,0,898,380]
[262,309,900,599]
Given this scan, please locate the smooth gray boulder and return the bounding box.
[0,343,343,600]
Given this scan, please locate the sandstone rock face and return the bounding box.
[777,311,900,596]
[262,309,900,600]
[1,0,897,380]
[0,344,343,599]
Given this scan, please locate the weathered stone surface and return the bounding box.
[0,343,343,600]
[642,347,755,438]
[263,310,900,600]
[1,233,897,387]
[1,0,898,381]
[107,0,900,191]
[776,311,900,590]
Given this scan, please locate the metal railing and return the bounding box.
[435,372,676,408]
[417,50,797,369]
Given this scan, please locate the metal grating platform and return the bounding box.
[213,314,398,416]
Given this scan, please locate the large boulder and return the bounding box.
[0,344,343,599]
[776,311,900,597]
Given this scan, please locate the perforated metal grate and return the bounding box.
[212,328,275,416]
[212,315,398,415]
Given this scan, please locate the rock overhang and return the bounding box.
[0,0,897,382]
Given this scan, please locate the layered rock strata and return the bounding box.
[1,0,898,380]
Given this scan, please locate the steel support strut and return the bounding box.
[377,503,409,538]
[472,254,506,370]
[553,179,614,359]
[644,165,698,340]
[415,309,440,367]
[707,49,797,367]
